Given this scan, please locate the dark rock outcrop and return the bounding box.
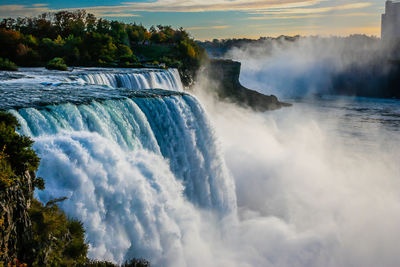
[199,59,290,111]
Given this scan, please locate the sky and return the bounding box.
[0,0,385,40]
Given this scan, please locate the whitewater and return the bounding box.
[1,64,400,267]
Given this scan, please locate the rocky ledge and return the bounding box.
[200,59,291,111]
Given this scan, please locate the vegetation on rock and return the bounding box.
[46,57,68,71]
[0,57,18,71]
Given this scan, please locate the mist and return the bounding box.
[222,36,396,98]
[191,93,400,267]
[188,41,400,266]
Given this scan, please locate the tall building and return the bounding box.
[382,0,400,40]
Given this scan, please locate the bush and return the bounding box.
[46,57,68,71]
[0,148,14,188]
[29,199,88,266]
[119,54,138,64]
[0,112,39,176]
[0,57,18,71]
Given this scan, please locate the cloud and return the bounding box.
[120,0,326,12]
[98,13,141,18]
[249,2,372,15]
[186,25,230,30]
[32,3,49,7]
[246,2,374,21]
[247,11,376,21]
[0,1,373,19]
[0,4,51,17]
[248,14,325,20]
[0,0,326,18]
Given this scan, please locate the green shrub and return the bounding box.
[119,54,138,64]
[0,57,18,71]
[0,112,39,176]
[0,148,15,188]
[46,57,68,71]
[29,199,88,266]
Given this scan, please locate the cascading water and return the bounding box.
[80,68,184,91]
[4,68,236,264]
[3,63,400,267]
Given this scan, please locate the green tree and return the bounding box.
[64,35,82,65]
[110,21,128,44]
[83,32,117,64]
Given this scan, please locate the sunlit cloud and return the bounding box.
[248,14,325,20]
[0,0,324,16]
[117,0,326,12]
[186,25,230,30]
[0,1,372,18]
[265,25,380,36]
[32,3,49,7]
[249,2,372,15]
[99,13,141,17]
[247,11,376,20]
[0,4,51,17]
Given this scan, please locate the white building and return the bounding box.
[382,0,400,40]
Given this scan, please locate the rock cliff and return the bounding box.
[199,59,290,111]
[0,171,35,263]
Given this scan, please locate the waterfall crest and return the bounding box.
[80,69,184,91]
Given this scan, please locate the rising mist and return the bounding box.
[215,36,399,98]
[190,40,400,266]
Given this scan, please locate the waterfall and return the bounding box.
[10,95,236,264]
[80,69,184,91]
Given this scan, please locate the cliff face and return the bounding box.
[200,59,290,111]
[0,171,34,263]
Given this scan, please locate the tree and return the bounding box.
[0,28,22,60]
[83,32,117,63]
[110,21,128,44]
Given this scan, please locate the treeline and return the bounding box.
[0,112,149,266]
[0,10,206,83]
[198,34,386,59]
[198,35,302,56]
